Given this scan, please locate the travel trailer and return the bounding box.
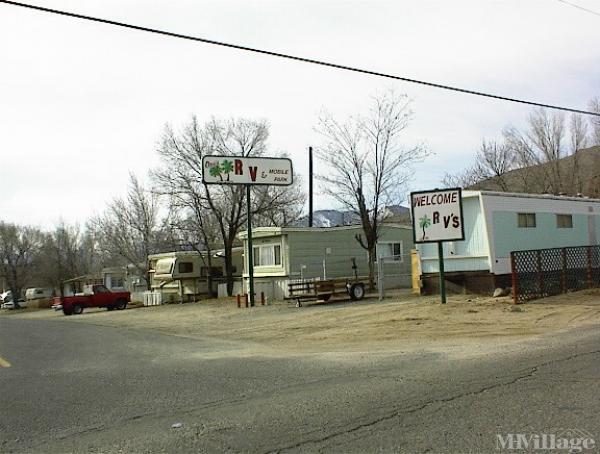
[25,287,54,301]
[148,249,244,302]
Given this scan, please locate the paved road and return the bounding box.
[0,315,599,453]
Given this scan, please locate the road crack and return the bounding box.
[267,349,600,453]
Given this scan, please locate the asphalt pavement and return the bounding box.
[0,315,599,453]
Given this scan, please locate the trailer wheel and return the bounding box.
[72,304,84,315]
[349,284,365,301]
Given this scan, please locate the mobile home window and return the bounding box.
[517,213,536,228]
[252,244,281,267]
[178,262,194,273]
[111,277,124,288]
[376,242,403,262]
[556,214,573,228]
[155,258,174,275]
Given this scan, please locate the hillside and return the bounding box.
[469,145,600,197]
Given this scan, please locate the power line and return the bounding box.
[2,0,599,118]
[557,0,600,17]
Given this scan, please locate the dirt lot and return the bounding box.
[6,289,600,356]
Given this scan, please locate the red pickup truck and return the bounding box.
[54,285,130,316]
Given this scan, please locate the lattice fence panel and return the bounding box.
[511,245,600,303]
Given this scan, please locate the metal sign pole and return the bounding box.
[246,185,255,307]
[377,256,384,301]
[437,241,446,304]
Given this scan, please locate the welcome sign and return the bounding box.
[410,188,464,243]
[202,156,293,186]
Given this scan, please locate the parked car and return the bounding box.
[55,285,130,316]
[1,300,28,310]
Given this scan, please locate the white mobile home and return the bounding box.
[416,191,600,293]
[238,224,414,300]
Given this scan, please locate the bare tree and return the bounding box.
[36,222,104,296]
[315,91,427,289]
[442,165,482,189]
[160,191,222,295]
[155,116,305,295]
[446,107,593,195]
[589,97,600,146]
[442,139,515,190]
[503,109,588,194]
[38,222,82,296]
[91,173,164,289]
[0,222,43,307]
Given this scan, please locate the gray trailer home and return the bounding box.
[238,224,414,300]
[148,249,244,303]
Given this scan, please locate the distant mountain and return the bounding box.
[293,206,411,227]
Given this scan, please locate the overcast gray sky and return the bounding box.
[1,0,599,228]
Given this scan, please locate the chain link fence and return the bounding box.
[511,245,600,303]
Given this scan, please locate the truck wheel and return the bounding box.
[107,305,115,311]
[115,299,127,310]
[62,308,73,316]
[72,304,84,315]
[349,284,365,301]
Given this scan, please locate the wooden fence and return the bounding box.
[511,245,600,303]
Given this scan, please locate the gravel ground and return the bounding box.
[5,288,600,358]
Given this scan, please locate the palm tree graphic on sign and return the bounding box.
[209,163,223,181]
[221,160,234,181]
[419,214,431,240]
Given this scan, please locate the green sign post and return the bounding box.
[437,241,446,304]
[410,188,464,304]
[202,156,294,306]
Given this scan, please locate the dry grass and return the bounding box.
[7,289,600,356]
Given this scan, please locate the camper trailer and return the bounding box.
[25,287,54,301]
[148,249,243,302]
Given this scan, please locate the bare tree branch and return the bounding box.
[315,90,428,289]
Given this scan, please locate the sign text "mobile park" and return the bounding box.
[202,156,293,186]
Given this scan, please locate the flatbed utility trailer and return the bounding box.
[287,277,367,307]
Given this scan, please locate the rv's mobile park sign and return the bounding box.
[410,188,464,244]
[202,156,293,186]
[201,155,294,307]
[410,187,464,304]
